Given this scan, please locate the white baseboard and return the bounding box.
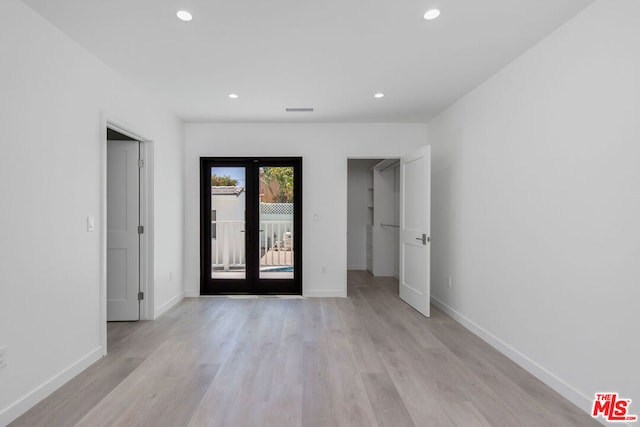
[303,289,347,298]
[153,291,184,319]
[0,346,103,426]
[430,296,598,420]
[347,265,366,270]
[184,289,200,298]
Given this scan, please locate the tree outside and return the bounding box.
[261,167,294,202]
[211,174,238,186]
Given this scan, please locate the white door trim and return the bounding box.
[99,115,154,355]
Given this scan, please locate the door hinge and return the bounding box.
[138,225,144,234]
[138,291,144,301]
[138,158,144,168]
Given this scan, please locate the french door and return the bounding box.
[200,157,302,294]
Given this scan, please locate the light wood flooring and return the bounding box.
[11,271,598,426]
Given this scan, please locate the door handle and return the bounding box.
[415,234,429,245]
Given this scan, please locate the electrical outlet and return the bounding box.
[448,277,452,288]
[169,271,173,281]
[321,266,327,274]
[0,346,7,369]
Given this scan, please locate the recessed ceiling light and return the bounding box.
[176,10,193,21]
[424,9,441,20]
[228,93,239,99]
[374,93,385,99]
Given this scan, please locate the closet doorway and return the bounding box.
[200,157,302,295]
[347,159,400,278]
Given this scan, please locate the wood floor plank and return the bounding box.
[376,345,456,426]
[361,372,416,427]
[187,340,254,426]
[271,302,304,386]
[10,272,598,427]
[324,329,380,427]
[143,363,220,427]
[302,341,337,427]
[262,383,303,427]
[301,299,324,342]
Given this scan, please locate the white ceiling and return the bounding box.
[22,0,594,123]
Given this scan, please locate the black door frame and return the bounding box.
[200,157,302,295]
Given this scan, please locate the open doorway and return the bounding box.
[347,158,400,279]
[102,123,153,353]
[348,149,432,317]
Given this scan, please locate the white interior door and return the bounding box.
[107,140,140,321]
[399,145,431,317]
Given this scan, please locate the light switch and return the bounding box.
[87,216,96,232]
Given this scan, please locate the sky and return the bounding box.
[211,167,246,188]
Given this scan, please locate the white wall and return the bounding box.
[427,0,640,415]
[0,1,184,424]
[185,124,427,297]
[347,159,378,270]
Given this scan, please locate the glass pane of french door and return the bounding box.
[259,166,295,279]
[210,166,246,279]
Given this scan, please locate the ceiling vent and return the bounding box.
[285,108,314,113]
